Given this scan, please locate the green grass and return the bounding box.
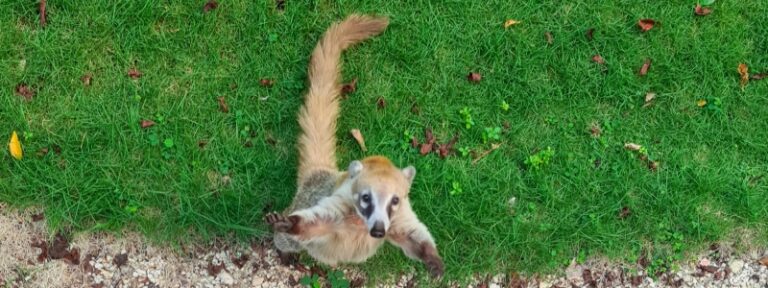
[2,0,768,283]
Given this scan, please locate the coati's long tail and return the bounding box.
[297,15,389,180]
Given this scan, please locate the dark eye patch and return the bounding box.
[359,194,374,218]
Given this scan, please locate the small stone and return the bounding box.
[730,259,745,274]
[252,276,264,286]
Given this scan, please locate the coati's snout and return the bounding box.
[348,157,416,238]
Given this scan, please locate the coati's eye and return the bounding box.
[361,194,371,203]
[391,196,399,205]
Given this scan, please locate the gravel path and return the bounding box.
[1,204,767,288]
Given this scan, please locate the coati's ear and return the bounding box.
[348,160,364,178]
[402,166,416,183]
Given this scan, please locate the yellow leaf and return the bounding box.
[738,63,749,88]
[696,99,708,107]
[504,19,521,29]
[8,131,23,160]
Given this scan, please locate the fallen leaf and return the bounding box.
[639,58,651,76]
[207,262,224,276]
[32,213,45,221]
[696,99,708,107]
[758,256,768,267]
[15,84,35,101]
[624,143,642,151]
[544,31,554,45]
[350,278,365,288]
[631,275,645,286]
[39,0,47,27]
[49,233,79,265]
[751,73,767,80]
[341,78,358,97]
[376,97,386,109]
[738,63,749,88]
[9,131,23,160]
[232,254,250,269]
[694,4,713,16]
[467,72,482,83]
[259,78,274,87]
[700,265,718,273]
[503,19,521,29]
[643,92,657,107]
[36,147,49,157]
[419,128,436,156]
[638,19,656,32]
[127,68,142,79]
[589,122,602,138]
[197,140,208,149]
[350,129,367,152]
[203,0,218,13]
[586,28,595,41]
[217,96,229,113]
[52,144,62,155]
[81,74,92,86]
[583,269,596,287]
[410,102,420,115]
[648,160,659,171]
[410,136,419,148]
[436,134,459,159]
[276,0,285,11]
[472,143,501,165]
[592,55,605,65]
[618,206,631,219]
[31,239,48,262]
[113,253,128,268]
[140,120,155,129]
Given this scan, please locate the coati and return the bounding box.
[264,14,444,277]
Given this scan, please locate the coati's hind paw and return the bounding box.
[264,212,294,233]
[425,256,445,278]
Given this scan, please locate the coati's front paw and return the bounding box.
[425,256,445,278]
[264,212,294,233]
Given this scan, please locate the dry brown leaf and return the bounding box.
[112,253,128,267]
[410,102,420,115]
[36,147,49,157]
[618,206,631,219]
[758,256,768,267]
[639,58,651,76]
[697,99,708,107]
[140,120,156,129]
[592,55,605,65]
[376,97,386,109]
[341,78,358,96]
[419,128,435,156]
[81,74,92,86]
[15,84,35,101]
[203,0,218,13]
[350,129,367,152]
[467,72,482,83]
[217,96,229,113]
[648,160,660,172]
[259,78,274,87]
[503,19,521,29]
[585,28,595,41]
[643,92,657,108]
[472,143,501,165]
[638,19,656,32]
[410,136,419,149]
[544,31,554,45]
[751,73,767,80]
[738,63,749,88]
[39,0,47,27]
[436,134,459,159]
[624,143,642,151]
[694,4,713,16]
[127,68,142,79]
[589,122,602,138]
[32,213,45,221]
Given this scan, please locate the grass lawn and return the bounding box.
[2,0,768,283]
